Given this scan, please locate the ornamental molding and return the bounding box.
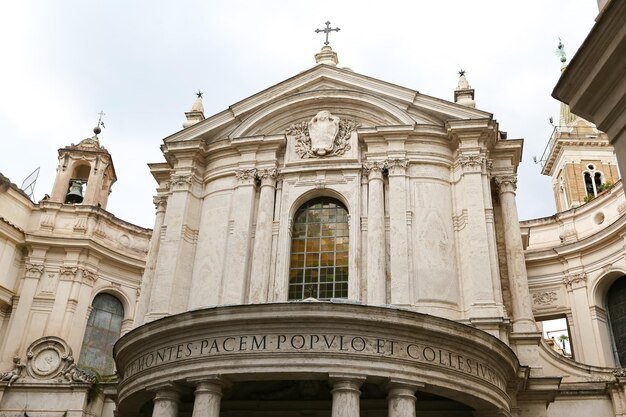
[286,111,358,159]
[59,266,78,280]
[494,175,517,193]
[387,158,409,175]
[80,268,98,284]
[153,196,168,211]
[256,168,279,185]
[23,336,96,384]
[235,168,258,184]
[452,209,468,232]
[25,263,44,278]
[563,272,587,290]
[362,161,388,177]
[532,291,558,306]
[459,154,486,169]
[170,174,193,189]
[0,357,25,386]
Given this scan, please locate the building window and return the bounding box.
[538,316,572,358]
[583,166,605,200]
[289,198,349,300]
[608,277,626,366]
[79,293,124,374]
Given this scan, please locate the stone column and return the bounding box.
[221,168,257,304]
[152,389,179,417]
[495,175,536,333]
[135,196,167,326]
[331,378,363,417]
[387,383,419,417]
[249,168,278,303]
[364,162,387,305]
[387,158,410,306]
[191,380,223,417]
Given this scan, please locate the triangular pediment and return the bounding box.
[165,64,492,144]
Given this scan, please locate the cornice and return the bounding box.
[23,234,147,270]
[524,211,626,262]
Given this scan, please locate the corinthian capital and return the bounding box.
[256,168,278,186]
[494,175,517,194]
[362,161,387,179]
[235,168,258,185]
[459,154,486,169]
[386,158,408,176]
[170,174,193,190]
[153,196,168,212]
[24,263,44,278]
[563,272,587,290]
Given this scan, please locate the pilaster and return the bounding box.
[1,256,44,365]
[455,150,500,318]
[363,161,387,305]
[387,158,410,306]
[563,272,602,365]
[147,164,201,320]
[221,168,258,304]
[249,168,278,303]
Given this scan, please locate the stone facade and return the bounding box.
[2,45,626,417]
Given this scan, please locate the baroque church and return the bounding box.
[1,34,626,417]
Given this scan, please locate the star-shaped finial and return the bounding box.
[196,90,203,99]
[458,69,466,77]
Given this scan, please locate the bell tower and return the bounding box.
[49,124,117,209]
[540,40,619,212]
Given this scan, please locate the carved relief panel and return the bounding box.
[285,111,359,165]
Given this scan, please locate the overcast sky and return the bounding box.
[0,1,600,228]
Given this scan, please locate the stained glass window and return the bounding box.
[289,198,348,300]
[78,293,124,374]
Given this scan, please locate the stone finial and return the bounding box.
[454,69,476,108]
[315,45,339,66]
[183,91,206,128]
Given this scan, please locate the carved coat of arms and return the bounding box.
[286,111,359,158]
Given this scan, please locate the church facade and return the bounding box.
[2,44,626,417]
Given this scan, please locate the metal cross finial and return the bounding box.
[315,21,340,46]
[97,111,106,129]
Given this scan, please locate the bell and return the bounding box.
[65,180,84,204]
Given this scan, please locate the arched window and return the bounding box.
[79,293,124,374]
[583,165,606,200]
[594,172,603,191]
[584,172,594,196]
[289,198,349,300]
[607,277,626,366]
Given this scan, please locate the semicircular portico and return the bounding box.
[115,303,520,416]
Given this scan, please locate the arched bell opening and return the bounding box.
[65,163,91,204]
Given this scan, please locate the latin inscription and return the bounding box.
[123,333,505,390]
